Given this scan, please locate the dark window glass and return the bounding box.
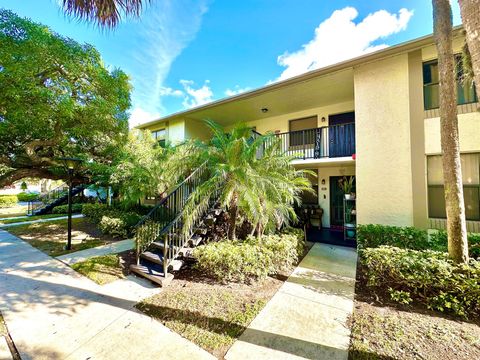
[423,57,477,110]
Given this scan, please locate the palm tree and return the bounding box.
[61,0,150,28]
[433,0,469,263]
[458,1,480,98]
[181,120,314,240]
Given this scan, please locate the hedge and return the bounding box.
[0,195,17,208]
[193,228,305,282]
[357,224,480,258]
[52,204,83,214]
[361,246,480,318]
[17,192,39,202]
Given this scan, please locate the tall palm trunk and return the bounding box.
[433,0,469,263]
[228,194,238,240]
[458,0,480,98]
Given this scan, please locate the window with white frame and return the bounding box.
[427,153,480,221]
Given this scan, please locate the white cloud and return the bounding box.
[225,86,251,97]
[128,0,210,120]
[158,86,184,97]
[180,80,214,108]
[276,7,413,81]
[128,107,160,128]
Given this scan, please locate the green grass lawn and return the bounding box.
[0,204,28,218]
[71,253,128,285]
[0,213,68,225]
[7,217,117,257]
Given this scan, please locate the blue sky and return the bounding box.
[0,1,462,126]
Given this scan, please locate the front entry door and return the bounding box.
[330,176,345,229]
[328,112,355,157]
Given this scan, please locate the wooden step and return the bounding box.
[209,208,222,216]
[188,234,203,247]
[140,251,163,265]
[194,227,207,235]
[168,259,184,272]
[151,242,180,252]
[129,264,174,287]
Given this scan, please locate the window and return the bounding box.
[423,56,477,110]
[289,116,318,146]
[151,129,166,147]
[427,153,480,221]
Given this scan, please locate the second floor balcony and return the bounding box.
[271,122,356,161]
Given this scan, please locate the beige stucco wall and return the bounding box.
[354,54,415,226]
[425,112,480,154]
[184,118,211,141]
[243,100,354,134]
[312,165,356,228]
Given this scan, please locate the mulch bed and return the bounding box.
[349,262,480,360]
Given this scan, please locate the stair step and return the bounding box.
[188,235,203,247]
[194,228,207,235]
[209,208,222,216]
[140,251,163,265]
[169,259,184,272]
[129,264,173,287]
[151,242,180,252]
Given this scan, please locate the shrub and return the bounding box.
[361,246,480,318]
[356,224,435,250]
[82,203,109,223]
[82,203,141,238]
[52,203,83,214]
[194,228,305,282]
[430,230,480,259]
[17,192,38,202]
[194,241,275,282]
[0,195,17,208]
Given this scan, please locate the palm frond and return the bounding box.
[61,0,150,28]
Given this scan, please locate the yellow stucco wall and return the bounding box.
[243,100,354,134]
[354,54,415,226]
[184,118,211,141]
[424,112,480,154]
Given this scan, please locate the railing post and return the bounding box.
[302,130,306,159]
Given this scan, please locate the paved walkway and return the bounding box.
[0,230,214,360]
[56,239,135,265]
[0,214,84,228]
[226,243,357,360]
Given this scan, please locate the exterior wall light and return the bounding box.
[261,108,269,113]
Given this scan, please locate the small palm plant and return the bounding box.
[181,120,315,240]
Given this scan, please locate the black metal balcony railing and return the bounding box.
[271,122,355,160]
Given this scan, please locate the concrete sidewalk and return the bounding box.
[226,243,358,360]
[0,229,214,360]
[56,239,135,265]
[0,214,84,228]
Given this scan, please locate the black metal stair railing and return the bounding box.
[26,183,69,215]
[134,161,209,275]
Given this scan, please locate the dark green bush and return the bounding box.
[0,195,17,208]
[361,246,480,318]
[430,230,480,259]
[82,203,109,223]
[17,192,39,202]
[194,228,305,282]
[356,224,437,250]
[52,203,83,214]
[82,203,141,238]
